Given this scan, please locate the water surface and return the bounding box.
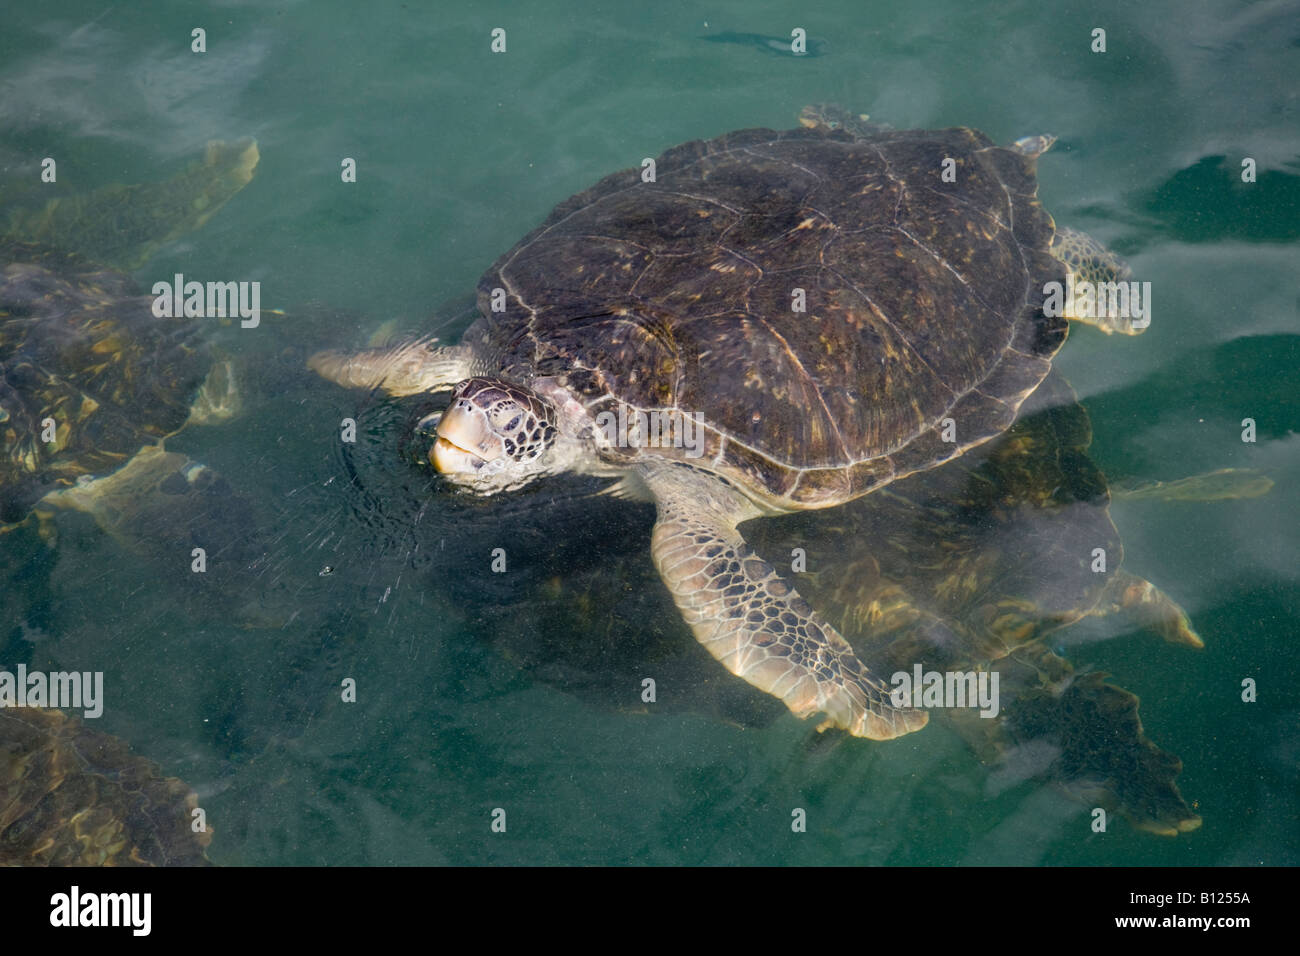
[1,0,1296,865]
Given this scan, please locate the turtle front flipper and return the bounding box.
[1111,467,1274,502]
[1096,570,1203,648]
[308,338,476,396]
[1052,226,1146,335]
[643,466,928,740]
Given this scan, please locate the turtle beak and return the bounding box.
[430,403,502,474]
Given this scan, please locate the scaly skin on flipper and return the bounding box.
[1050,226,1143,335]
[645,465,926,739]
[308,338,477,396]
[4,139,259,271]
[1002,131,1145,336]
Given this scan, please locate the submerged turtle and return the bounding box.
[0,139,257,527]
[452,370,1265,835]
[310,108,1142,740]
[2,139,259,272]
[0,707,211,865]
[747,369,1227,834]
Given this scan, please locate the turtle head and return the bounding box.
[429,378,561,493]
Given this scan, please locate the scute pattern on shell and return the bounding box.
[0,708,211,866]
[477,125,1067,506]
[0,239,209,522]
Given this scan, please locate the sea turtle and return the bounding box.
[0,706,211,865]
[309,109,1141,740]
[443,370,1266,835]
[0,139,257,528]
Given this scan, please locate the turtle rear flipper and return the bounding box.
[955,646,1202,836]
[1009,134,1057,159]
[1096,570,1203,649]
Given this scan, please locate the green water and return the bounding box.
[1,0,1296,865]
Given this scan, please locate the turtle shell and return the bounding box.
[0,238,209,522]
[0,707,211,866]
[477,124,1067,506]
[765,369,1117,663]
